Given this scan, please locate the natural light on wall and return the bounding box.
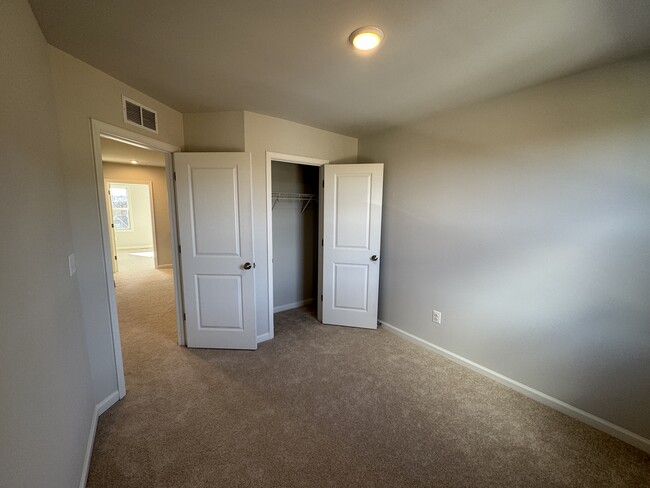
[349,26,384,51]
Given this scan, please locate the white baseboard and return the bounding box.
[117,246,153,251]
[257,332,271,344]
[79,391,120,488]
[273,298,314,313]
[96,390,120,416]
[156,263,173,269]
[379,320,650,454]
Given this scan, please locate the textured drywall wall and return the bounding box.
[271,161,319,309]
[103,162,173,266]
[49,46,184,404]
[0,1,94,486]
[358,56,650,439]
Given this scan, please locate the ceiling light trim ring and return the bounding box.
[349,26,384,51]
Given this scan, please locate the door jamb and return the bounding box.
[265,151,328,342]
[91,119,182,399]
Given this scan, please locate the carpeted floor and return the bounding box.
[87,252,650,487]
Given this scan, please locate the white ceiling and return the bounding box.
[30,0,650,137]
[101,138,166,167]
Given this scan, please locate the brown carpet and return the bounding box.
[87,251,650,487]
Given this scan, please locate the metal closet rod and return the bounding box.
[271,192,318,213]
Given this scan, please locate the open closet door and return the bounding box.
[322,163,384,329]
[174,152,257,349]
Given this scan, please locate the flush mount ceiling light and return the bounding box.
[130,160,139,164]
[349,26,384,51]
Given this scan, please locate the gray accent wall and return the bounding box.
[358,56,650,439]
[0,1,94,486]
[272,162,319,310]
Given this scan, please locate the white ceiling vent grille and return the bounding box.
[122,96,158,133]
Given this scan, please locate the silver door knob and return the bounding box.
[371,255,379,261]
[243,262,253,270]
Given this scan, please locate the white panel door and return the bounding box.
[174,152,257,349]
[322,164,384,328]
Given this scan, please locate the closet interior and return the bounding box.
[271,161,320,313]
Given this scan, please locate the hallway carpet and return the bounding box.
[87,256,649,487]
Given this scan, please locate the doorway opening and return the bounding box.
[265,152,328,341]
[271,161,319,315]
[106,181,155,270]
[92,120,182,398]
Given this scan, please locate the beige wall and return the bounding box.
[359,56,650,440]
[103,163,173,266]
[49,46,184,404]
[0,1,95,486]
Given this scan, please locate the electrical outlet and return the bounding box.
[432,310,442,324]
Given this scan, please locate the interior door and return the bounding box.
[174,152,257,349]
[105,183,119,273]
[321,163,384,329]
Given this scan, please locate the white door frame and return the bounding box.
[265,151,328,341]
[91,119,182,398]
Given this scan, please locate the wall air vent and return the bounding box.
[122,96,158,133]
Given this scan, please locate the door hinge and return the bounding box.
[183,313,186,321]
[173,172,177,181]
[114,255,117,261]
[322,180,325,188]
[321,294,323,302]
[111,223,114,228]
[178,245,181,253]
[321,238,324,247]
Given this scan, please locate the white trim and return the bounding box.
[379,320,650,454]
[79,390,119,488]
[91,119,182,399]
[166,153,186,346]
[256,332,271,344]
[96,390,120,416]
[156,263,173,269]
[116,246,154,251]
[273,298,314,313]
[265,152,328,342]
[79,407,98,488]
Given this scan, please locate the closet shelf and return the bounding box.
[272,192,318,213]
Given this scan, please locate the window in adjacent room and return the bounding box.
[110,185,131,230]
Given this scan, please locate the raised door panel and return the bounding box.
[190,167,240,256]
[334,174,372,249]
